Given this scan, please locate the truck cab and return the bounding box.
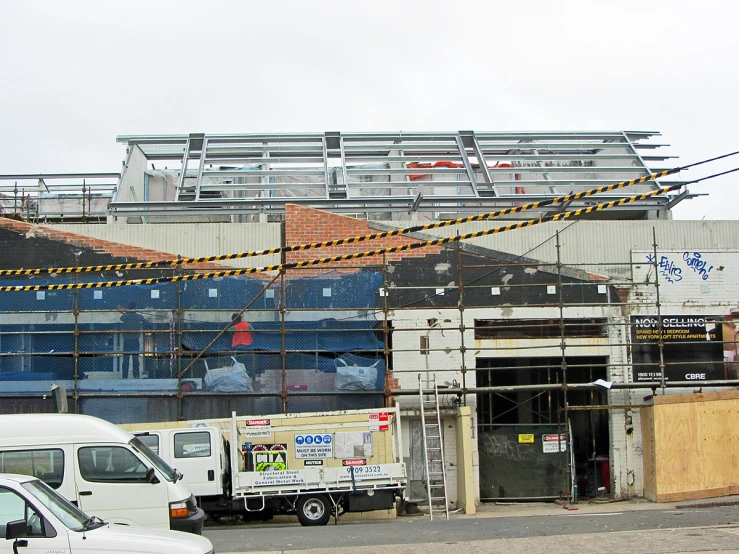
[134,427,229,500]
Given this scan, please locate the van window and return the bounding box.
[174,432,211,458]
[0,449,65,490]
[136,434,160,455]
[78,446,148,483]
[0,487,45,537]
[22,479,88,532]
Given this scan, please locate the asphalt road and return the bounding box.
[204,505,739,553]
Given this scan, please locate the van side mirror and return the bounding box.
[5,519,27,540]
[146,467,160,484]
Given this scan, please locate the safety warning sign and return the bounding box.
[295,433,333,459]
[369,411,389,431]
[542,434,567,453]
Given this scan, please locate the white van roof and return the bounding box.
[0,414,135,446]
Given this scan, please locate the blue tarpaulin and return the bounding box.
[180,319,383,352]
[0,272,385,388]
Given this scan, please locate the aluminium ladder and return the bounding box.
[418,374,449,520]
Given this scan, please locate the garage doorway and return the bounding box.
[476,356,609,500]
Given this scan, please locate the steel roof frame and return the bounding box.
[0,131,690,220]
[110,130,689,218]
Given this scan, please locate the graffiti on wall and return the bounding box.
[646,253,682,284]
[683,252,714,281]
[645,251,717,284]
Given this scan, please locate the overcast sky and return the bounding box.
[1,0,737,219]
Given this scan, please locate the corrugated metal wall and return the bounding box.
[46,223,282,268]
[48,220,739,279]
[381,220,739,281]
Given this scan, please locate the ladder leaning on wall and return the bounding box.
[418,373,450,521]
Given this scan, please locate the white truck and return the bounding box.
[127,407,407,526]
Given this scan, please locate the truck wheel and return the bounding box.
[296,495,331,526]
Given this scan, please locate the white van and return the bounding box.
[0,473,213,554]
[0,414,205,534]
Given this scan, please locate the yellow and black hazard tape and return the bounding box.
[0,167,680,277]
[0,182,689,293]
[0,151,739,280]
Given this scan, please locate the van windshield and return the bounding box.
[130,437,175,482]
[22,479,88,532]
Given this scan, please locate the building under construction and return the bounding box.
[1,130,737,510]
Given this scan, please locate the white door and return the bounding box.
[73,444,170,529]
[0,486,70,554]
[170,429,220,497]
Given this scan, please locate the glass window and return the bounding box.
[130,438,174,482]
[77,446,148,483]
[136,434,160,455]
[0,486,45,537]
[174,431,211,458]
[22,480,88,532]
[0,449,65,490]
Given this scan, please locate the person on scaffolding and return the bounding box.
[120,303,147,379]
[230,313,253,350]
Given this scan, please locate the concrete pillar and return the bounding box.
[456,405,476,514]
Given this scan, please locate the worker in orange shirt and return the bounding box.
[231,313,253,349]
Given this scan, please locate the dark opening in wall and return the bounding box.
[474,318,608,339]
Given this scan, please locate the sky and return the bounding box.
[0,0,737,220]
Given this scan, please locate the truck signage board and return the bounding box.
[294,434,333,459]
[342,459,367,466]
[245,419,271,426]
[253,451,287,471]
[339,464,391,479]
[369,411,390,431]
[252,470,306,487]
[246,444,288,471]
[244,427,272,438]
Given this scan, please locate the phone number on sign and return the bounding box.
[346,465,382,474]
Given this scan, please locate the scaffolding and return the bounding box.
[1,226,737,500]
[0,173,119,222]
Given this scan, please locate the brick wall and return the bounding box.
[284,204,443,271]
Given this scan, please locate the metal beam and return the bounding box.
[455,134,480,197]
[0,173,120,180]
[194,137,209,201]
[399,379,739,396]
[665,189,700,209]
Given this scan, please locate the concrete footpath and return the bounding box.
[217,496,739,554]
[469,493,739,518]
[223,526,739,554]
